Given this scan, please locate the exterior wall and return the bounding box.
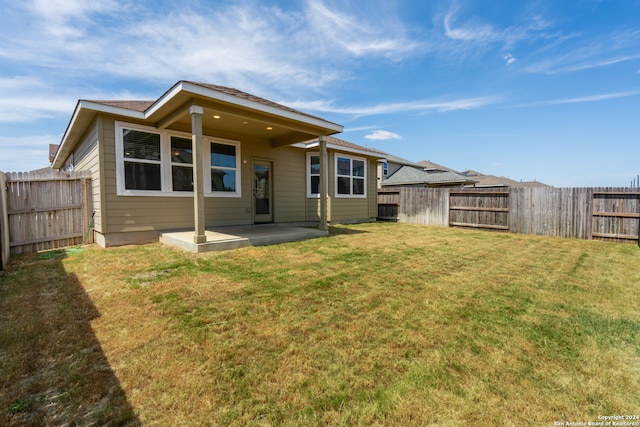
[98,115,309,236]
[306,153,378,224]
[64,119,104,234]
[63,115,378,245]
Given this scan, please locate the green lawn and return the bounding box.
[1,223,639,426]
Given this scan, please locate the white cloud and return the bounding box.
[444,8,497,43]
[0,0,423,96]
[504,53,517,65]
[525,29,640,75]
[535,89,640,106]
[288,95,501,117]
[306,0,421,59]
[0,135,60,172]
[364,130,402,141]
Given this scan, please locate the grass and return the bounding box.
[1,223,639,426]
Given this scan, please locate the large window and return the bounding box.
[115,122,240,197]
[123,129,162,191]
[336,155,366,197]
[210,142,237,192]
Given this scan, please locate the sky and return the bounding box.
[0,0,639,187]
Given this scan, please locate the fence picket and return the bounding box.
[1,170,93,257]
[379,186,640,244]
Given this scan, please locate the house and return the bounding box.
[416,160,458,173]
[380,157,476,188]
[377,153,423,188]
[382,166,476,188]
[52,81,382,248]
[461,170,551,188]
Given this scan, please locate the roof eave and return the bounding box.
[148,81,343,134]
[53,100,146,169]
[303,141,386,159]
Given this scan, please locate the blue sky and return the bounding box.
[1,0,639,187]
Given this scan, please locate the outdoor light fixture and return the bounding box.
[266,127,273,131]
[213,115,221,119]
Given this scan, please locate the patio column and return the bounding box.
[191,105,206,244]
[319,135,328,231]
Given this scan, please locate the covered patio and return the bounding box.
[159,224,328,253]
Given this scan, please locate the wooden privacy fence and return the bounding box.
[378,187,640,244]
[0,170,93,262]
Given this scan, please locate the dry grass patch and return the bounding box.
[1,223,639,426]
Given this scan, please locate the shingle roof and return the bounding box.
[383,166,476,186]
[384,153,423,167]
[461,170,550,188]
[417,160,459,173]
[87,81,337,126]
[184,81,334,124]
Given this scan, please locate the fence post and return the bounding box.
[0,171,9,269]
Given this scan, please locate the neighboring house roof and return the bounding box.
[462,170,550,188]
[382,165,477,187]
[48,144,59,163]
[417,160,459,173]
[383,153,423,168]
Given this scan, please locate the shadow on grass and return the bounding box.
[0,250,140,426]
[328,226,370,236]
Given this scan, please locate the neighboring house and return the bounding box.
[462,170,551,188]
[416,160,458,173]
[382,165,477,188]
[377,153,423,188]
[52,81,382,247]
[378,156,475,188]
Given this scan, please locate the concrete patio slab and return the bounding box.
[159,224,328,253]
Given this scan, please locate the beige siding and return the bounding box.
[306,154,377,223]
[70,115,378,234]
[66,119,104,233]
[99,115,309,232]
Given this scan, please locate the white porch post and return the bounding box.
[319,135,328,231]
[191,105,206,244]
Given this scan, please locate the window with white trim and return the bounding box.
[123,128,162,191]
[115,122,241,197]
[210,142,237,192]
[307,153,320,197]
[335,155,366,197]
[170,136,193,192]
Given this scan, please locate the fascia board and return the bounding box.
[303,141,386,159]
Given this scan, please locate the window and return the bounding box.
[382,161,388,176]
[210,142,237,192]
[170,136,193,191]
[115,121,241,197]
[123,129,162,191]
[308,154,320,197]
[336,155,366,197]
